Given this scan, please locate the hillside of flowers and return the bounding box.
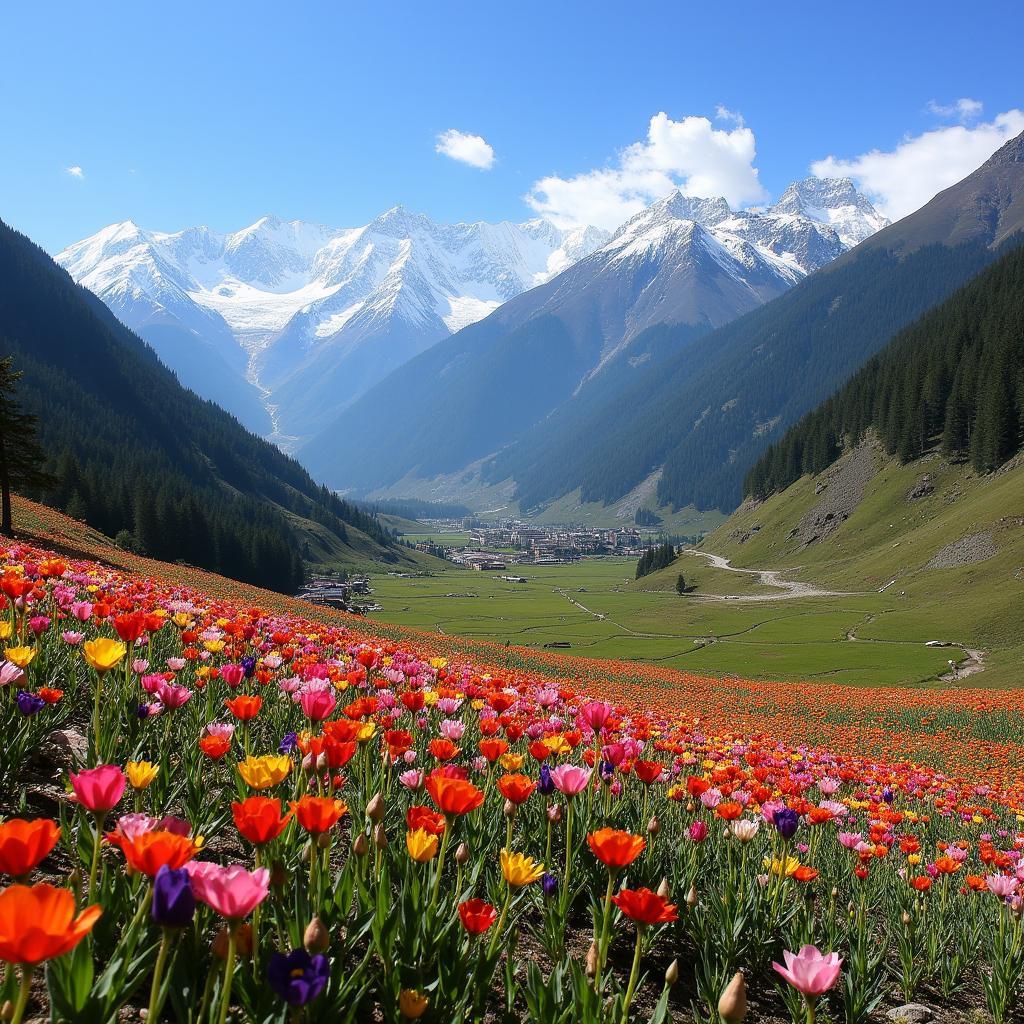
[2,525,1024,1023]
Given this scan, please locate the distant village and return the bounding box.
[293,575,378,613]
[413,518,653,569]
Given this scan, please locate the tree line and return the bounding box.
[745,242,1024,499]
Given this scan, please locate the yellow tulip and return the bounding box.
[172,613,191,629]
[765,855,802,878]
[4,646,36,669]
[543,735,571,756]
[423,691,439,706]
[499,752,525,772]
[399,989,429,1020]
[83,637,127,673]
[428,657,447,670]
[501,849,544,888]
[237,754,291,790]
[406,828,439,863]
[0,621,12,641]
[125,760,158,789]
[356,721,376,742]
[203,640,225,653]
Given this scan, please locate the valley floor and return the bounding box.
[364,557,975,687]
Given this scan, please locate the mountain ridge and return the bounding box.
[299,176,885,493]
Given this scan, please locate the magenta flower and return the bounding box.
[186,862,270,920]
[299,686,337,722]
[578,700,614,732]
[773,945,842,997]
[156,680,193,710]
[549,764,592,797]
[70,765,127,813]
[220,664,245,688]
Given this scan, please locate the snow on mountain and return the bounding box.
[56,212,610,443]
[57,179,884,451]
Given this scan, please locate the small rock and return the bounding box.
[35,728,88,771]
[907,475,934,501]
[887,1004,934,1024]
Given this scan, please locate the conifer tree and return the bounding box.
[0,356,55,535]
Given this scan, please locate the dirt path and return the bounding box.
[685,550,858,602]
[939,648,986,681]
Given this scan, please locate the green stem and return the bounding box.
[87,812,106,901]
[9,967,33,1024]
[595,870,615,989]
[486,888,513,960]
[217,926,238,1024]
[560,801,574,915]
[619,926,645,1024]
[430,820,452,910]
[146,929,173,1022]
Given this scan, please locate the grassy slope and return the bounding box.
[642,447,1024,686]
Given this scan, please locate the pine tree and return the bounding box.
[0,357,56,535]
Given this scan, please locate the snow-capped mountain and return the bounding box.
[299,179,887,494]
[57,212,610,441]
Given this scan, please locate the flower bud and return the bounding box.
[316,831,333,849]
[657,878,671,899]
[302,752,316,775]
[665,959,679,986]
[647,815,660,835]
[686,883,698,908]
[366,793,385,822]
[1,1001,14,1023]
[503,799,516,819]
[316,752,328,773]
[547,804,562,824]
[374,823,388,850]
[353,832,369,858]
[718,971,747,1023]
[455,842,470,865]
[901,910,911,927]
[585,941,599,978]
[304,916,330,953]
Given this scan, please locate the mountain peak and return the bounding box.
[769,178,888,246]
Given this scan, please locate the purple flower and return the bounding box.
[267,949,330,1006]
[599,760,615,783]
[16,691,44,716]
[541,872,559,899]
[537,763,554,796]
[241,655,257,679]
[152,865,196,928]
[773,807,800,840]
[279,731,299,754]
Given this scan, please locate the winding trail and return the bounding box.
[683,550,858,602]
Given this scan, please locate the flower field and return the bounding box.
[2,523,1024,1023]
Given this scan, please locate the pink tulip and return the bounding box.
[62,630,85,646]
[156,680,193,710]
[773,945,842,997]
[70,765,127,813]
[220,664,245,688]
[549,764,592,797]
[299,686,336,721]
[70,601,93,621]
[987,874,1020,899]
[688,821,708,843]
[0,662,24,687]
[186,862,269,920]
[578,700,614,732]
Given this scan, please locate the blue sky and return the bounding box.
[3,0,1022,252]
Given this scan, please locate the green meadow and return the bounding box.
[366,557,966,687]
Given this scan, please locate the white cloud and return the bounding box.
[811,109,1024,221]
[715,105,745,127]
[65,165,84,179]
[926,97,983,122]
[526,112,767,230]
[435,129,495,170]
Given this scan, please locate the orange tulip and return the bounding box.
[588,828,646,869]
[425,774,484,816]
[224,695,262,721]
[232,797,292,845]
[0,819,60,878]
[0,883,101,964]
[291,796,348,834]
[110,830,200,877]
[497,774,537,806]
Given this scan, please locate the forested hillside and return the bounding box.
[488,131,1024,515]
[745,241,1024,498]
[0,218,395,592]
